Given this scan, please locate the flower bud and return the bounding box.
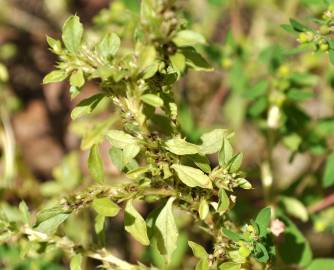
[237,178,252,189]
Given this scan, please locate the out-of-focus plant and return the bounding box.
[0,1,277,269]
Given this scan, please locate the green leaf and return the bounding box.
[81,117,116,150]
[191,154,211,173]
[222,228,243,242]
[181,47,213,71]
[94,214,105,234]
[200,129,227,154]
[219,262,241,270]
[277,216,313,267]
[92,197,120,217]
[254,242,269,263]
[62,15,83,53]
[249,96,268,117]
[283,133,302,151]
[155,197,179,264]
[36,206,68,225]
[71,94,105,120]
[287,89,313,101]
[307,259,334,270]
[290,73,317,86]
[289,18,310,32]
[196,259,209,270]
[43,70,67,84]
[280,196,308,222]
[127,167,148,180]
[323,152,334,188]
[198,198,209,220]
[169,53,186,74]
[141,94,164,107]
[109,147,138,172]
[96,33,120,59]
[243,81,268,100]
[70,254,82,270]
[188,241,208,259]
[70,69,85,88]
[109,147,125,170]
[218,138,233,166]
[88,144,104,183]
[124,200,150,246]
[165,137,200,155]
[70,86,80,99]
[142,62,159,79]
[138,45,157,71]
[239,244,252,258]
[255,207,271,237]
[123,144,140,164]
[228,153,243,173]
[35,213,69,234]
[228,250,246,264]
[46,35,62,53]
[140,0,155,29]
[280,24,296,33]
[149,232,188,270]
[171,164,212,189]
[236,178,252,189]
[19,201,29,224]
[173,30,206,47]
[315,118,334,136]
[217,189,230,215]
[107,130,137,149]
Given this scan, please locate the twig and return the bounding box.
[231,0,242,40]
[308,192,334,214]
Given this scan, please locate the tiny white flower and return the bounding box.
[271,219,285,237]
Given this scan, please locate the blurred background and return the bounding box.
[1,0,334,269]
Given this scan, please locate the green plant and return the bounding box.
[2,0,334,269]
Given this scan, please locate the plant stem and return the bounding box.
[308,192,334,214]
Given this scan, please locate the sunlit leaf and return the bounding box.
[280,196,308,222]
[155,197,178,264]
[43,70,67,84]
[62,15,83,53]
[124,200,150,245]
[165,137,200,155]
[255,207,271,237]
[96,33,120,59]
[200,129,227,155]
[70,254,82,270]
[92,198,120,217]
[88,144,104,183]
[171,164,212,189]
[188,241,208,259]
[173,30,206,47]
